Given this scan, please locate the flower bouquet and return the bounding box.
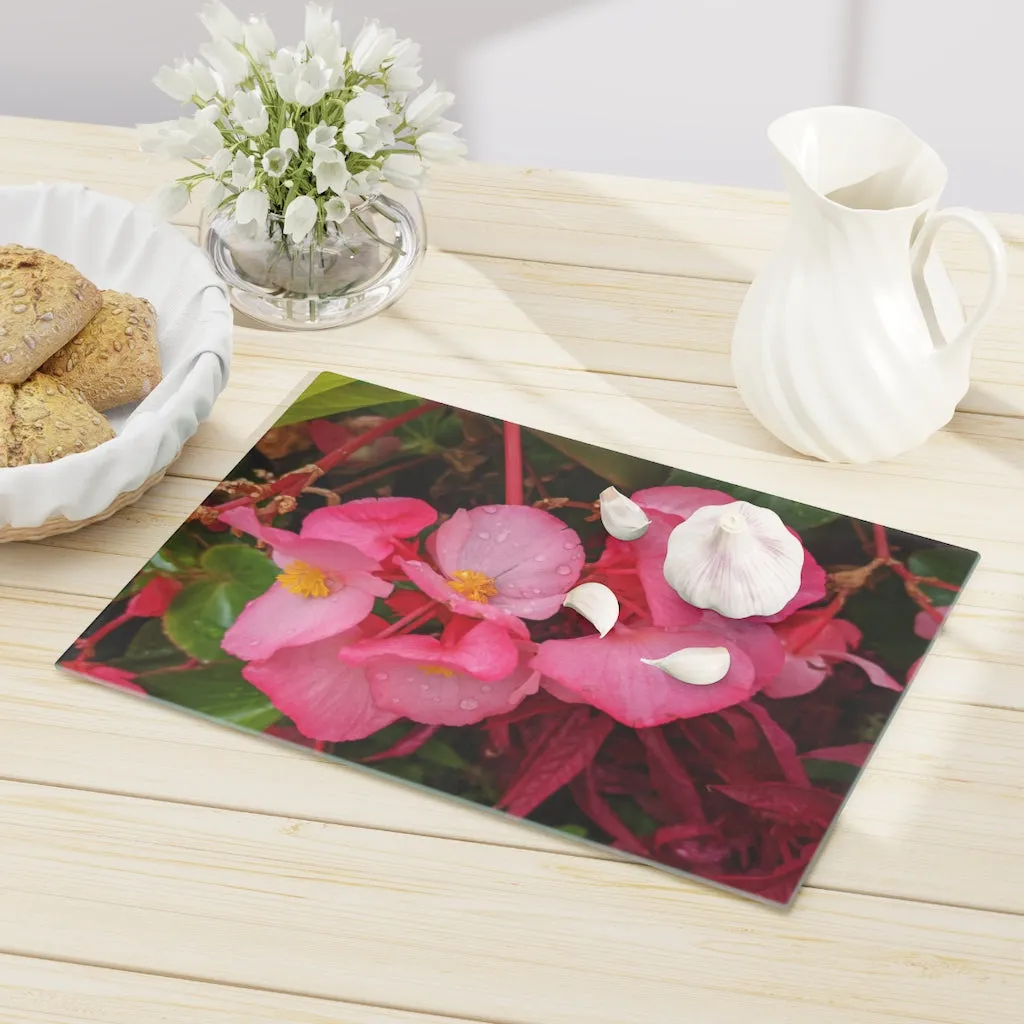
[141,1,465,327]
[59,373,977,905]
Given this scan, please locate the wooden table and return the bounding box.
[1,115,1022,1023]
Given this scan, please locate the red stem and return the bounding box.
[872,523,890,560]
[790,593,846,655]
[375,600,439,639]
[74,609,135,653]
[503,421,524,505]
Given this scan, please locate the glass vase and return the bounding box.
[201,191,426,329]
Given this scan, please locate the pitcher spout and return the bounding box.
[768,106,947,215]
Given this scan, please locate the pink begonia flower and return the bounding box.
[398,505,585,628]
[82,664,146,695]
[914,607,947,641]
[342,620,538,726]
[630,486,827,625]
[532,623,764,728]
[219,506,392,661]
[301,496,437,560]
[244,628,399,742]
[763,610,902,698]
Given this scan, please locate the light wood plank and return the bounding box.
[2,780,1023,1024]
[0,953,466,1024]
[0,585,1021,913]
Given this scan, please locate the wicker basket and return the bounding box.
[0,469,167,543]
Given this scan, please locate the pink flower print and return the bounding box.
[309,417,404,465]
[532,624,761,728]
[341,619,537,725]
[697,609,786,687]
[219,507,393,661]
[243,629,398,742]
[629,486,826,625]
[914,607,948,641]
[82,664,146,695]
[301,496,437,560]
[398,505,585,626]
[126,576,183,617]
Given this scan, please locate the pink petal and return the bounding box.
[221,581,378,661]
[220,506,381,573]
[82,664,146,695]
[340,619,518,681]
[433,505,585,601]
[914,608,947,640]
[367,654,540,726]
[244,632,397,741]
[631,485,734,519]
[632,513,702,628]
[699,610,785,686]
[761,654,830,699]
[827,651,903,692]
[302,497,437,559]
[531,625,758,728]
[397,558,530,638]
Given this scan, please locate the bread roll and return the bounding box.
[0,372,114,467]
[0,245,102,385]
[41,290,161,411]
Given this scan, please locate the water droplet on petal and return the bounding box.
[248,640,260,647]
[459,698,479,710]
[477,531,490,540]
[496,530,510,543]
[481,685,492,693]
[563,540,576,550]
[420,683,430,691]
[556,565,572,575]
[432,695,442,703]
[534,554,546,562]
[482,506,499,515]
[371,670,389,682]
[392,697,400,704]
[284,628,297,636]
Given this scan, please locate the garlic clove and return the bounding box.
[563,581,619,637]
[663,500,804,618]
[599,485,651,541]
[641,645,731,685]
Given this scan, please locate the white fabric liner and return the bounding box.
[0,183,232,528]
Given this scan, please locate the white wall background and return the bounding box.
[1,0,1021,210]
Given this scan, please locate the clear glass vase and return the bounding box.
[201,191,426,329]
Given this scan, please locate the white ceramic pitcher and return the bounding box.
[731,106,1007,463]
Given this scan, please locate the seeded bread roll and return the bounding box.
[0,372,114,467]
[0,245,103,385]
[41,290,161,411]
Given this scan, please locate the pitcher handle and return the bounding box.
[911,206,1008,351]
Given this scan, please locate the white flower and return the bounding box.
[563,583,619,638]
[598,486,650,541]
[406,81,454,129]
[139,116,220,159]
[346,167,381,197]
[280,127,299,154]
[416,129,467,165]
[351,19,398,74]
[243,16,276,60]
[298,56,333,106]
[146,182,189,219]
[381,152,424,190]
[153,62,198,103]
[205,180,228,212]
[325,195,351,224]
[235,187,269,226]
[199,0,244,43]
[261,147,290,177]
[306,121,338,153]
[640,647,731,686]
[386,37,422,95]
[200,38,248,90]
[231,89,268,135]
[304,2,345,73]
[270,49,301,101]
[313,149,351,194]
[230,151,255,188]
[207,147,233,176]
[283,194,318,243]
[342,91,394,156]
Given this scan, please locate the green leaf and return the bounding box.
[149,529,204,573]
[803,759,860,785]
[529,430,667,491]
[663,468,839,531]
[163,543,278,661]
[397,409,464,454]
[417,738,468,770]
[907,547,979,607]
[275,373,412,427]
[140,662,281,730]
[557,823,590,838]
[110,619,187,674]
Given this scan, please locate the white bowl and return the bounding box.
[0,183,232,531]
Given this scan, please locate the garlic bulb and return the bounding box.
[563,582,619,637]
[663,500,803,618]
[641,646,731,685]
[599,486,650,541]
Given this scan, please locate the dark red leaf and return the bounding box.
[801,742,872,766]
[717,707,763,754]
[713,782,842,828]
[742,701,810,787]
[127,577,184,618]
[362,724,438,763]
[499,708,614,817]
[653,822,716,846]
[637,727,705,822]
[570,766,649,856]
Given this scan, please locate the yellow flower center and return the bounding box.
[447,568,499,603]
[421,665,455,677]
[277,560,331,599]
